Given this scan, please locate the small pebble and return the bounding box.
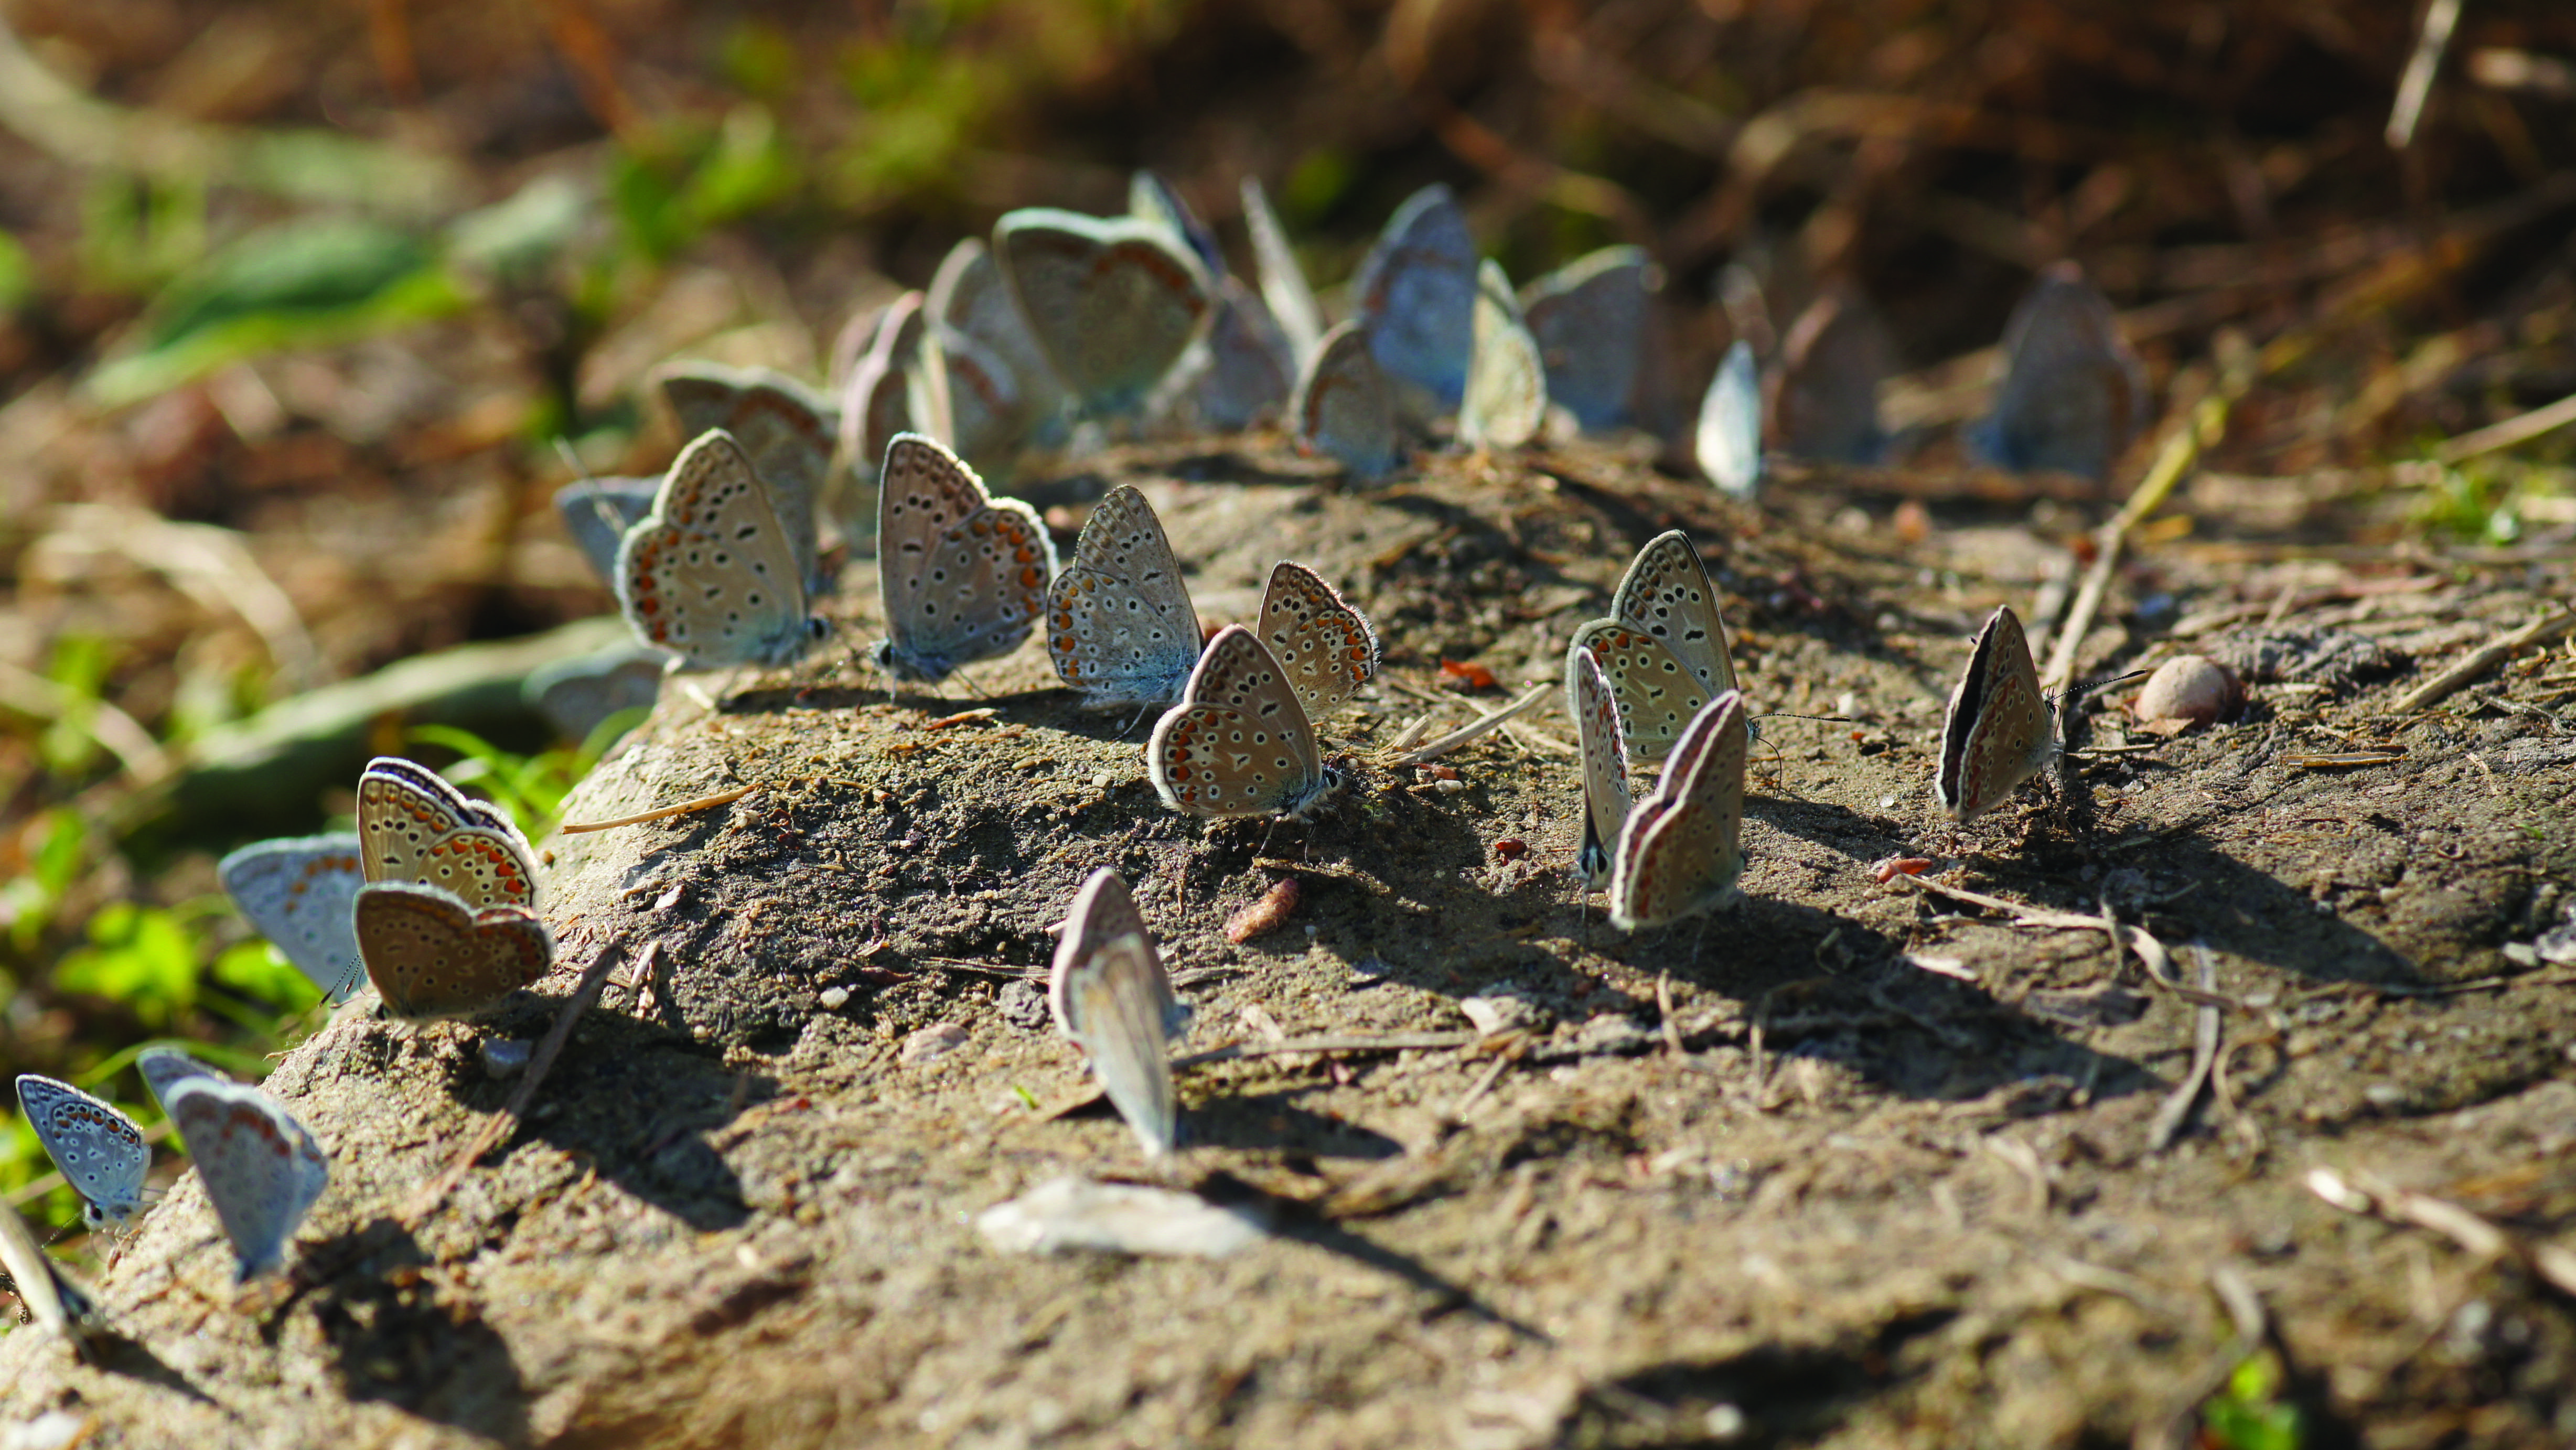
[1493,838,1528,862]
[1000,979,1050,1032]
[818,985,853,1011]
[2502,943,2540,968]
[901,1023,969,1064]
[2131,654,2244,728]
[479,1039,532,1078]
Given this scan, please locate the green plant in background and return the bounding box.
[37,635,115,780]
[85,216,470,407]
[607,106,801,266]
[2,810,88,953]
[77,175,209,299]
[2202,1349,2302,1450]
[407,721,624,839]
[2414,458,2522,545]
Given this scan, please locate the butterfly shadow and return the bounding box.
[1588,887,2169,1109]
[1174,1087,1405,1162]
[297,1216,531,1441]
[1192,1172,1553,1345]
[436,1008,769,1237]
[56,1327,217,1403]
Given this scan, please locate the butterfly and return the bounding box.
[871,432,1056,684]
[1968,262,2146,484]
[1459,259,1546,450]
[1773,287,1893,464]
[15,1075,149,1231]
[1935,604,2060,821]
[1351,182,1478,420]
[161,1075,328,1282]
[1607,689,1751,931]
[353,880,555,1020]
[1565,645,1632,888]
[1256,560,1380,714]
[356,756,539,911]
[218,833,370,1003]
[836,291,930,487]
[1128,169,1226,280]
[652,363,838,595]
[138,1046,223,1115]
[1149,625,1341,820]
[1520,245,1656,433]
[1696,339,1763,498]
[0,1195,108,1359]
[1184,276,1295,431]
[1047,485,1203,709]
[617,428,831,671]
[1049,868,1193,1156]
[992,208,1214,417]
[554,476,659,588]
[1292,320,1401,481]
[1241,176,1322,367]
[928,237,1067,446]
[1566,531,1740,760]
[525,645,663,745]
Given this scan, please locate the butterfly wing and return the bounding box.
[1567,619,1712,762]
[356,760,539,910]
[1566,646,1633,887]
[1258,561,1379,714]
[992,210,1213,416]
[554,477,660,588]
[1352,183,1477,418]
[353,882,554,1020]
[617,429,817,669]
[1188,277,1294,431]
[0,1197,106,1356]
[1774,288,1893,464]
[1973,265,2143,482]
[1242,176,1322,365]
[1608,690,1749,930]
[138,1047,224,1115]
[1936,605,2054,820]
[1292,321,1401,480]
[874,435,1054,682]
[219,834,369,1002]
[1520,245,1653,433]
[1610,531,1737,697]
[1047,486,1202,707]
[1696,340,1763,497]
[1461,259,1547,450]
[15,1076,148,1229]
[1149,626,1329,819]
[930,238,1067,442]
[164,1078,327,1282]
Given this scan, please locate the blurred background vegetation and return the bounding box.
[3,0,2573,1230]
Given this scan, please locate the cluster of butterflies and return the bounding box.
[8,1045,328,1353]
[1565,530,2087,931]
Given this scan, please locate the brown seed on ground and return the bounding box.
[1224,878,1301,943]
